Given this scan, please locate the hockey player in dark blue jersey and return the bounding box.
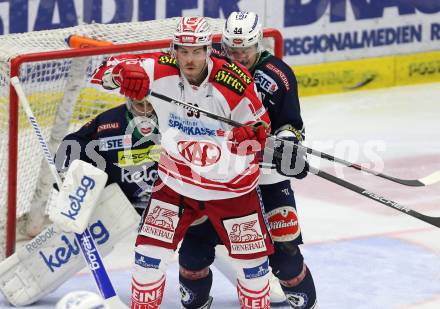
[178,12,317,309]
[55,96,160,215]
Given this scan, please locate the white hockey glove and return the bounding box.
[0,183,140,307]
[50,159,108,234]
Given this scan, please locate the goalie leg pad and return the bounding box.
[0,183,139,306]
[131,244,174,309]
[233,256,271,309]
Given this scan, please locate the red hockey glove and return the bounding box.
[228,122,268,155]
[111,62,150,100]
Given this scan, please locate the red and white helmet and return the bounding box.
[222,12,263,50]
[172,16,212,48]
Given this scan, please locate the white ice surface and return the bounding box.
[1,82,440,309]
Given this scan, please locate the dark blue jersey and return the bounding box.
[250,51,304,137]
[55,104,160,204]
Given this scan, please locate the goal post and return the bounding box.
[0,18,283,259]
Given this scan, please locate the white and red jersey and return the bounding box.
[92,52,270,200]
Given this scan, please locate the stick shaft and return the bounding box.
[149,90,440,228]
[148,90,439,187]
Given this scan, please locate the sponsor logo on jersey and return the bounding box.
[99,134,132,151]
[265,63,290,91]
[97,122,120,133]
[60,175,96,221]
[214,69,246,95]
[140,200,180,243]
[254,107,266,118]
[135,252,160,269]
[216,128,225,136]
[117,146,161,166]
[39,220,109,272]
[168,113,218,136]
[254,70,279,95]
[158,55,178,67]
[177,140,221,167]
[247,103,266,119]
[224,62,252,85]
[121,164,158,185]
[243,259,270,279]
[267,206,300,242]
[223,213,267,255]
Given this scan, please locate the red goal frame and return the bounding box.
[6,29,283,257]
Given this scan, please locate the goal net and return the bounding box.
[0,17,283,260]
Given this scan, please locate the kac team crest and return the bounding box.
[177,140,221,167]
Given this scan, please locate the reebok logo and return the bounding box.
[61,175,96,221]
[25,227,56,252]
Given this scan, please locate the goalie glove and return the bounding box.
[50,160,108,234]
[0,183,140,307]
[111,61,150,100]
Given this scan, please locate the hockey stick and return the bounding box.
[11,76,128,308]
[148,90,440,187]
[148,90,440,228]
[309,166,440,228]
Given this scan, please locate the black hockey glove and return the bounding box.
[273,134,308,179]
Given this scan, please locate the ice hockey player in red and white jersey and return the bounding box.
[177,12,317,309]
[92,16,274,309]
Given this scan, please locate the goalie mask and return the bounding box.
[126,97,157,137]
[222,12,263,69]
[126,97,154,118]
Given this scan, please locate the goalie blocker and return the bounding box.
[50,159,108,234]
[0,183,140,306]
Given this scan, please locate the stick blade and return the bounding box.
[419,171,440,186]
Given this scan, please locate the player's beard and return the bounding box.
[184,60,208,86]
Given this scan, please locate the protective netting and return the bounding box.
[0,18,278,260]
